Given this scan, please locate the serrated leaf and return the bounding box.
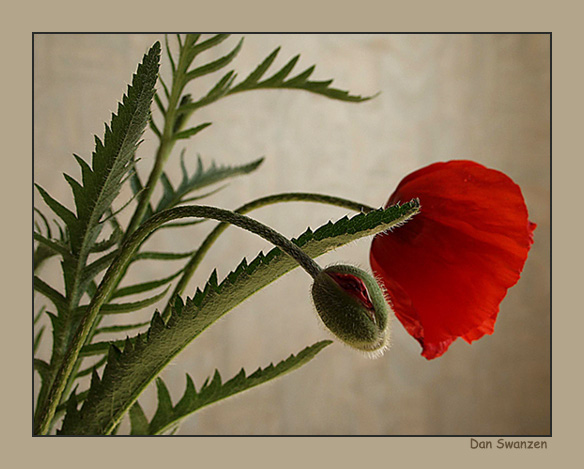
[129,401,150,435]
[98,185,142,225]
[56,390,82,434]
[176,45,373,118]
[148,378,174,432]
[59,201,419,435]
[176,71,237,116]
[76,356,108,377]
[237,47,280,87]
[33,41,162,384]
[228,48,374,102]
[37,44,160,263]
[33,49,159,434]
[184,38,243,83]
[80,340,124,357]
[141,340,332,435]
[154,154,264,213]
[55,389,89,419]
[184,34,230,64]
[89,225,122,253]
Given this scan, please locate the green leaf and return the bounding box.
[76,286,171,316]
[111,268,183,299]
[34,305,46,325]
[147,219,205,231]
[76,356,108,377]
[145,340,332,435]
[172,94,193,133]
[34,327,46,354]
[33,276,67,314]
[58,201,420,435]
[176,71,237,115]
[164,34,177,74]
[36,45,161,429]
[149,115,162,138]
[89,225,122,253]
[36,43,160,263]
[173,122,212,141]
[129,401,150,435]
[34,207,52,238]
[176,44,373,117]
[33,232,70,259]
[34,211,69,269]
[228,47,375,102]
[184,38,243,83]
[80,340,125,357]
[154,154,264,213]
[34,244,59,272]
[80,250,120,293]
[184,34,230,64]
[129,169,154,221]
[98,186,143,225]
[154,91,166,116]
[34,185,78,241]
[148,378,174,432]
[55,389,89,418]
[94,321,150,336]
[237,47,280,87]
[34,359,51,384]
[132,250,196,262]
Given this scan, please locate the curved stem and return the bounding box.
[162,193,374,319]
[34,205,322,435]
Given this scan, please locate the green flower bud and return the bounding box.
[311,264,391,356]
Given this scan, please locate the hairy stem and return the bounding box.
[35,205,323,435]
[39,36,200,430]
[162,193,374,319]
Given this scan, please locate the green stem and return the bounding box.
[34,205,323,435]
[38,36,196,431]
[125,37,191,238]
[162,193,374,319]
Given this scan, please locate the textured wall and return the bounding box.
[34,34,550,435]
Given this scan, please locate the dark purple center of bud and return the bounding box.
[327,272,376,323]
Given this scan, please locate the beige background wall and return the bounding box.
[34,34,550,435]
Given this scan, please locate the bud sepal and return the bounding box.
[311,264,390,356]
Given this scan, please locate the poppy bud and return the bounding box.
[311,264,390,356]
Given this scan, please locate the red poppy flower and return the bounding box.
[369,160,536,360]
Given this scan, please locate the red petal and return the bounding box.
[370,160,535,359]
[327,272,375,311]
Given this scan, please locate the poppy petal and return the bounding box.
[370,160,535,359]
